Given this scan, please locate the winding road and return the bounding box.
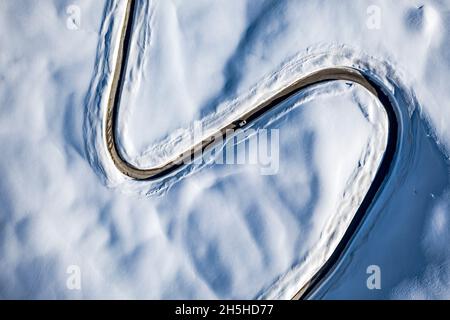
[105,0,400,299]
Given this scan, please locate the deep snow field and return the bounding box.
[0,0,449,299]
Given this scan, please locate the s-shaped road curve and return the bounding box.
[105,0,400,299]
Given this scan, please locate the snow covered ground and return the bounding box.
[1,0,449,299]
